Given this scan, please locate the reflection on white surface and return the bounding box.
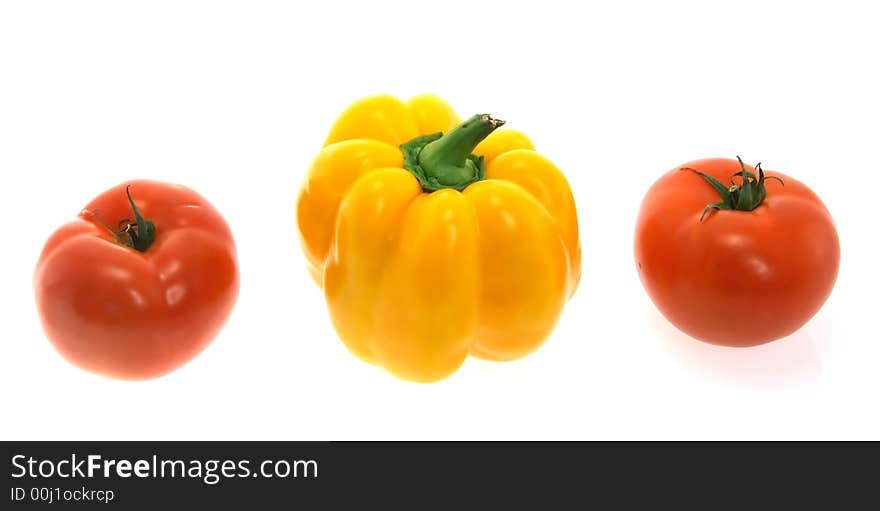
[644,304,823,388]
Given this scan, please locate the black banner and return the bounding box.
[2,442,875,508]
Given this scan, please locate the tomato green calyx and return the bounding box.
[684,156,785,221]
[117,186,157,252]
[401,114,505,192]
[83,187,156,251]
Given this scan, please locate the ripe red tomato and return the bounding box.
[34,180,239,379]
[634,157,840,347]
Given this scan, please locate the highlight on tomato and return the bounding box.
[634,157,840,347]
[34,180,240,380]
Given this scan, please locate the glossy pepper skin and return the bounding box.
[297,94,580,382]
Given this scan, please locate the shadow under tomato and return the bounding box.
[644,305,823,389]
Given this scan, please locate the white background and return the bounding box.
[1,0,877,440]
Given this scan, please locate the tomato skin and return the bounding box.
[634,158,840,347]
[34,180,239,379]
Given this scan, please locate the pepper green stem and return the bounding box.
[683,156,785,221]
[401,114,505,192]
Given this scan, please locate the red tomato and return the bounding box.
[34,180,239,379]
[634,158,839,347]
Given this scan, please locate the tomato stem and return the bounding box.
[121,186,156,252]
[400,114,505,192]
[683,156,785,221]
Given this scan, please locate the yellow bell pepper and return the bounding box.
[297,94,581,382]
